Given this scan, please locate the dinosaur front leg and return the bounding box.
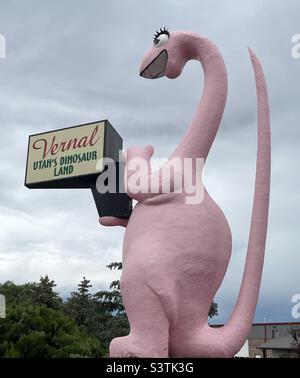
[124,145,154,202]
[99,217,128,227]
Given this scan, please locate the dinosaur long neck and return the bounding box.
[172,37,228,160]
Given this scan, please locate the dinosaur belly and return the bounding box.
[121,191,232,322]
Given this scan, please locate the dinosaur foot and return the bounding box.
[110,335,168,358]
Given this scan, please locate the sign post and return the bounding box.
[25,119,132,218]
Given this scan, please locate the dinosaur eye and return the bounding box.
[153,27,170,47]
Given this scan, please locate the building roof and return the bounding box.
[210,322,300,340]
[259,334,297,350]
[211,321,300,327]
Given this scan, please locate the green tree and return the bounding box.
[209,301,218,318]
[0,276,62,310]
[64,277,111,351]
[33,275,62,310]
[0,301,104,358]
[95,262,125,314]
[94,263,129,348]
[64,277,94,328]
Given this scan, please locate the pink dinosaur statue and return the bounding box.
[100,29,271,357]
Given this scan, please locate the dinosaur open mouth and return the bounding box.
[140,50,168,79]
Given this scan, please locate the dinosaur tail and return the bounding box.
[205,48,271,357]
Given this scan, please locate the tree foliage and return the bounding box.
[64,275,129,351]
[0,278,104,358]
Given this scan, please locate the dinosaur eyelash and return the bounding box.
[153,27,170,45]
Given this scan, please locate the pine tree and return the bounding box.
[95,263,125,314]
[34,275,62,310]
[77,277,92,298]
[94,263,129,348]
[64,277,115,352]
[64,277,94,328]
[209,301,218,318]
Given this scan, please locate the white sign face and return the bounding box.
[25,121,105,186]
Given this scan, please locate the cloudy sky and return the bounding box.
[0,0,299,324]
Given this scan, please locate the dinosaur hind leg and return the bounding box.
[169,322,230,358]
[109,270,169,358]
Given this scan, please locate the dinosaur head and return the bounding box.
[139,28,194,79]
